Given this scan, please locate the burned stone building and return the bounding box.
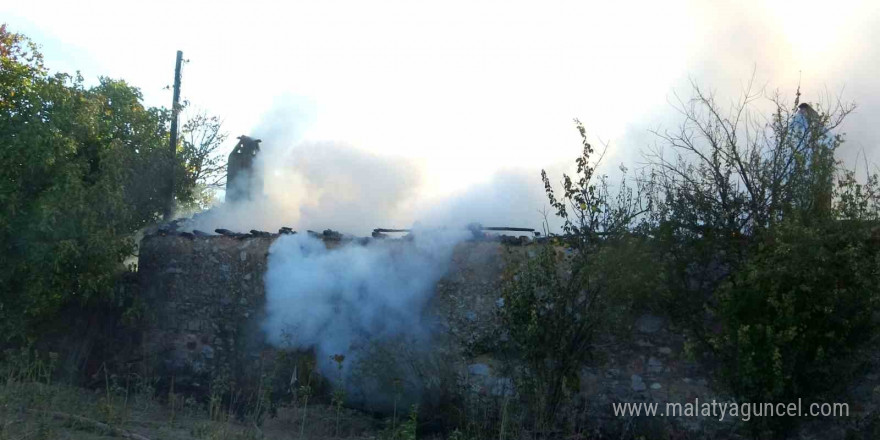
[133,135,879,436]
[137,226,700,412]
[225,135,263,202]
[137,228,517,408]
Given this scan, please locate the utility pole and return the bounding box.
[164,50,183,222]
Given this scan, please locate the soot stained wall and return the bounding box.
[136,234,508,393]
[137,233,880,438]
[138,234,276,390]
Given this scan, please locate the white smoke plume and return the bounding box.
[186,135,557,236]
[263,228,470,387]
[190,0,880,398]
[186,141,424,236]
[215,107,559,405]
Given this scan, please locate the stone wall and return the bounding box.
[138,233,276,392]
[136,233,514,398]
[137,232,880,438]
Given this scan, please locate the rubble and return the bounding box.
[322,229,342,241]
[215,228,247,238]
[498,234,532,246]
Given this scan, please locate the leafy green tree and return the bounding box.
[0,25,222,345]
[89,77,176,229]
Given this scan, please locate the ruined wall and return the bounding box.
[136,232,712,410]
[136,233,511,397]
[137,232,880,438]
[138,233,276,391]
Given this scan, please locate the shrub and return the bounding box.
[497,122,652,435]
[646,81,880,437]
[710,218,879,436]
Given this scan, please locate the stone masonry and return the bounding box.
[137,232,880,438]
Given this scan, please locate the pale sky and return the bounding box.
[4,0,879,200]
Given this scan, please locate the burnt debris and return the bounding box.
[215,229,249,238]
[373,223,538,243]
[322,229,342,241]
[147,221,541,246]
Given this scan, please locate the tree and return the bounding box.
[645,80,853,237]
[645,80,880,438]
[0,25,212,344]
[89,77,176,230]
[177,111,228,211]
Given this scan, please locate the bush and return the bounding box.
[496,122,653,435]
[709,218,879,436]
[645,81,880,437]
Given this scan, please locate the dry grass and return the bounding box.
[0,378,382,440]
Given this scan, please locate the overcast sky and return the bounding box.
[3,0,879,208]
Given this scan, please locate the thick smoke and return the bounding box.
[413,168,563,233]
[195,1,879,409]
[186,140,423,236]
[186,96,558,236]
[187,141,556,235]
[607,1,880,171]
[215,105,559,406]
[263,228,469,394]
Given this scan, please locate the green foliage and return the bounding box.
[499,239,660,435]
[709,218,879,435]
[382,404,418,440]
[0,351,272,440]
[401,405,419,440]
[498,124,653,433]
[0,26,226,345]
[1,348,58,385]
[330,353,347,437]
[0,30,142,342]
[500,245,587,428]
[541,120,650,246]
[513,83,879,438]
[645,82,880,437]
